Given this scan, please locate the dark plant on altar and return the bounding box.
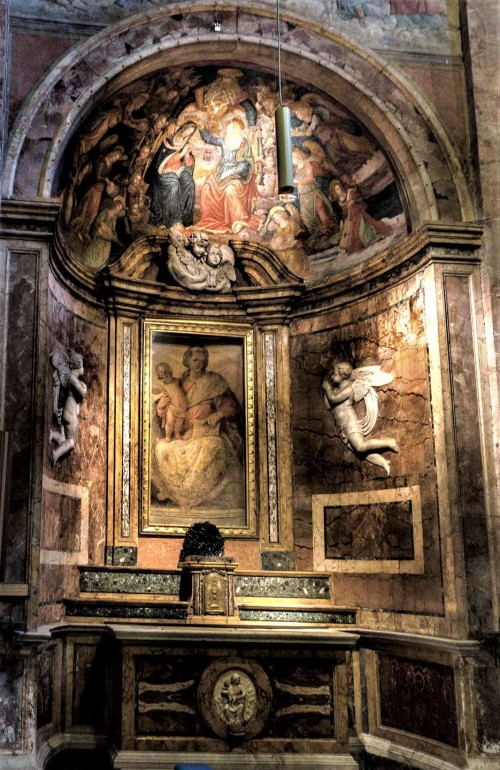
[179,521,225,562]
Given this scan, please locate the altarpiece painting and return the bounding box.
[141,320,256,537]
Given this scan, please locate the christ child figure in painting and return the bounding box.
[197,117,260,234]
[322,361,399,476]
[153,362,187,442]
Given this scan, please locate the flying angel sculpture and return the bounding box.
[322,361,399,476]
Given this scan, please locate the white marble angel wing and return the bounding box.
[351,365,393,436]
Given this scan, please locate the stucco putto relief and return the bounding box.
[57,64,406,282]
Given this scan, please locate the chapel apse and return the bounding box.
[58,64,406,283]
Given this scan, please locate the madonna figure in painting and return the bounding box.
[196,118,260,234]
[148,120,198,229]
[153,346,245,519]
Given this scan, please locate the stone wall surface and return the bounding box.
[0,1,498,769]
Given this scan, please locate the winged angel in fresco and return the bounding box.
[322,362,399,475]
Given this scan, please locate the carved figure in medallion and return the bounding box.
[49,350,88,464]
[322,362,399,475]
[214,671,257,733]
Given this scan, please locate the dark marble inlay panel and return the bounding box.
[378,654,458,747]
[73,643,108,728]
[37,645,54,729]
[80,569,180,594]
[235,574,330,599]
[267,659,335,738]
[261,551,295,571]
[444,273,491,635]
[104,546,137,566]
[325,502,414,560]
[0,656,24,749]
[239,609,355,624]
[42,490,81,551]
[135,652,339,741]
[2,250,38,581]
[65,601,187,620]
[136,655,208,737]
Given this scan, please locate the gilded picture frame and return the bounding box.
[141,319,256,537]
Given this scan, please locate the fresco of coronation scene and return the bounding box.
[60,66,407,281]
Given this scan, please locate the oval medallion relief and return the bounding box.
[198,657,272,738]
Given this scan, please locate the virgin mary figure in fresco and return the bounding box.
[148,120,198,229]
[196,118,261,234]
[153,346,245,518]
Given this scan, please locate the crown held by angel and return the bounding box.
[322,361,399,476]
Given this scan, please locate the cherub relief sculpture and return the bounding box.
[49,349,88,465]
[166,229,236,293]
[322,361,399,476]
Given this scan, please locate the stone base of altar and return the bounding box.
[113,751,359,769]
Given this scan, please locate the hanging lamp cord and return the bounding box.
[277,0,283,106]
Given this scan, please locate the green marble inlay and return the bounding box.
[239,609,355,624]
[66,602,187,620]
[234,575,330,599]
[80,569,180,595]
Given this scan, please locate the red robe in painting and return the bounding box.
[197,173,260,232]
[196,131,260,232]
[338,187,392,254]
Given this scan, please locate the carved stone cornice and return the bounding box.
[0,197,59,238]
[98,235,305,321]
[295,221,484,318]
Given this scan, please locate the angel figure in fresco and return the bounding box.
[49,350,88,465]
[329,179,392,254]
[291,145,339,241]
[322,361,399,476]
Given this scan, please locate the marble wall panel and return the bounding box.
[2,249,39,582]
[42,489,81,551]
[43,274,108,572]
[37,563,77,625]
[324,500,414,560]
[443,273,493,636]
[377,653,458,747]
[72,641,109,729]
[290,283,443,614]
[0,656,24,750]
[36,644,54,730]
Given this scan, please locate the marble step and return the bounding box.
[64,593,356,625]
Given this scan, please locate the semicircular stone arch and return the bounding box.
[4,4,473,231]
